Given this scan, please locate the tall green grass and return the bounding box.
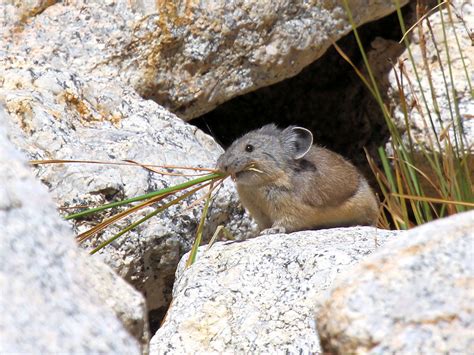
[340,0,473,229]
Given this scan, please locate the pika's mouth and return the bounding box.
[227,171,244,181]
[219,161,263,182]
[231,165,263,181]
[233,171,246,180]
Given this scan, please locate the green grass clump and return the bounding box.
[340,0,473,229]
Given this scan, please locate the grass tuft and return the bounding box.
[32,159,228,257]
[341,0,472,229]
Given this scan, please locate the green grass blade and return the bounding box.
[445,3,472,94]
[89,180,221,254]
[378,147,396,192]
[66,172,224,220]
[77,192,172,244]
[186,186,214,267]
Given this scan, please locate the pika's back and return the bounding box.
[295,145,361,207]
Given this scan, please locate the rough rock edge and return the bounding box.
[0,105,147,353]
[317,211,474,354]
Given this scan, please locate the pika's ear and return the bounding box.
[281,126,313,159]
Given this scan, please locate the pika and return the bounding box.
[216,124,379,234]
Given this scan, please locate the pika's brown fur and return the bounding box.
[216,124,378,233]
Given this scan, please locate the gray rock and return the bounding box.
[1,0,408,119]
[317,211,474,354]
[0,106,144,353]
[150,227,397,353]
[84,256,151,352]
[0,61,254,314]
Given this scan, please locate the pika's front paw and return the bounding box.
[259,226,287,235]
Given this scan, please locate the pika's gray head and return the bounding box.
[216,124,313,185]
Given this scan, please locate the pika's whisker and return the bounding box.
[244,162,264,174]
[247,167,264,174]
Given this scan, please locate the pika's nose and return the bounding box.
[216,155,228,173]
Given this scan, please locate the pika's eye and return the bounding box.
[245,144,254,152]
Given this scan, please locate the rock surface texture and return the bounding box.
[0,107,146,353]
[1,0,407,119]
[317,211,474,354]
[150,227,397,353]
